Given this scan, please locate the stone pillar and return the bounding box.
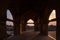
[20,23,23,33]
[34,22,38,31]
[0,0,10,40]
[20,20,26,33]
[39,18,48,36]
[0,9,7,40]
[13,15,20,35]
[37,18,40,31]
[34,18,40,31]
[39,19,44,35]
[43,17,48,35]
[22,20,26,31]
[42,23,48,35]
[14,22,20,35]
[39,7,49,36]
[56,8,60,40]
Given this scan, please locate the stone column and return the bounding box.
[22,20,26,31]
[0,9,7,40]
[14,21,20,35]
[37,18,40,31]
[56,8,60,40]
[42,23,48,35]
[39,18,48,36]
[43,17,48,35]
[34,18,40,31]
[34,22,38,31]
[13,15,20,35]
[20,19,26,33]
[39,19,43,35]
[40,7,49,36]
[0,0,10,40]
[20,23,23,33]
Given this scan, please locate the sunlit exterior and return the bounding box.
[49,10,56,20]
[48,10,56,26]
[27,19,34,26]
[27,19,34,24]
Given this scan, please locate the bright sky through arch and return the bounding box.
[48,10,56,26]
[6,9,56,26]
[27,19,34,26]
[7,9,13,20]
[49,10,56,20]
[6,9,13,26]
[27,19,34,24]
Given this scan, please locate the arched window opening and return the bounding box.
[48,10,56,40]
[26,19,34,31]
[49,10,56,20]
[7,9,13,20]
[48,10,56,29]
[6,9,14,38]
[27,19,34,24]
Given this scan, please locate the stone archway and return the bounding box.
[20,10,40,33]
[48,9,56,40]
[6,9,14,38]
[26,19,34,31]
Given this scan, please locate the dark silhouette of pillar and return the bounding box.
[14,21,20,35]
[22,24,26,31]
[39,17,48,36]
[23,20,26,31]
[39,19,44,35]
[34,19,39,31]
[13,13,20,35]
[0,0,10,39]
[56,8,60,40]
[22,20,26,31]
[42,23,48,35]
[34,25,39,31]
[0,9,7,40]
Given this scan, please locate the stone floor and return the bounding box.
[7,31,55,40]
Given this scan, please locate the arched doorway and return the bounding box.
[26,19,35,31]
[6,9,14,38]
[48,10,56,40]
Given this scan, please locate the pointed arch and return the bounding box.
[27,19,34,24]
[6,9,14,37]
[48,10,56,26]
[7,9,13,20]
[27,19,34,26]
[49,10,56,20]
[6,9,14,26]
[48,9,56,33]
